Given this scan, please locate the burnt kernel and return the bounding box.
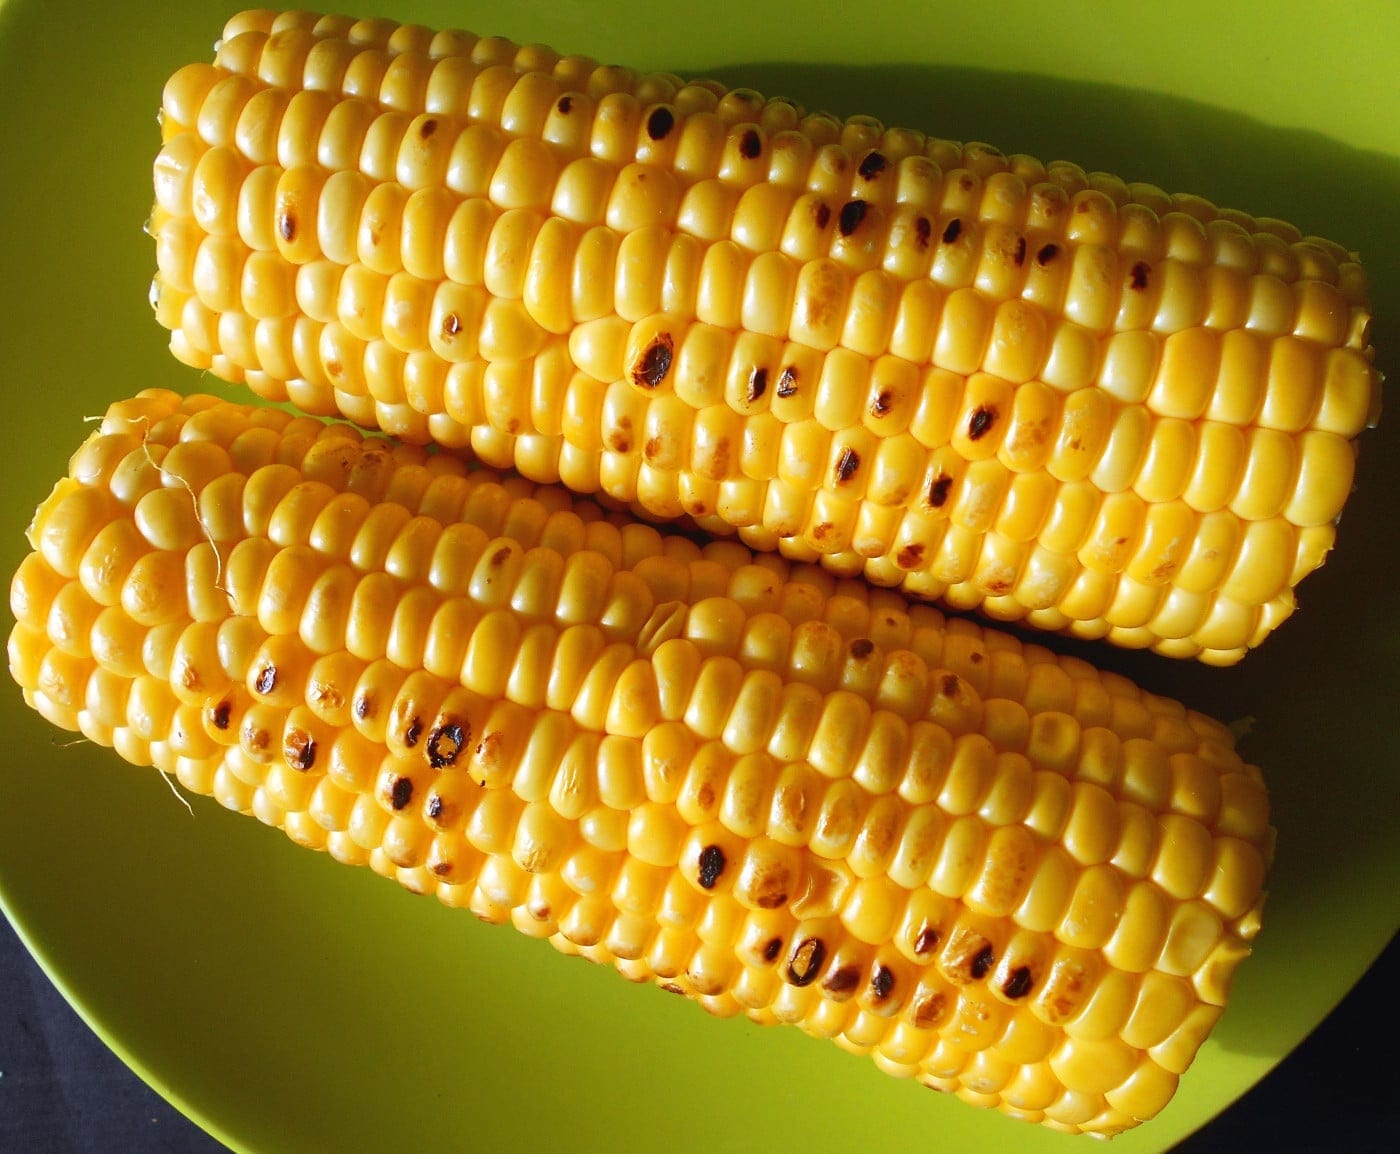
[870,964,895,1000]
[823,966,860,995]
[940,673,961,697]
[895,543,924,569]
[390,776,414,810]
[442,311,462,338]
[857,150,888,180]
[210,699,232,730]
[645,105,674,139]
[786,937,827,986]
[426,794,444,820]
[632,333,674,389]
[660,981,686,995]
[419,117,438,138]
[914,215,932,249]
[556,95,574,115]
[643,435,663,461]
[775,365,799,397]
[697,844,726,889]
[426,719,467,768]
[812,201,832,230]
[941,217,962,244]
[762,937,784,963]
[608,415,633,453]
[353,693,373,721]
[968,405,996,441]
[488,545,511,569]
[913,926,941,956]
[1130,260,1151,290]
[849,637,874,659]
[746,366,768,402]
[970,944,996,980]
[738,128,762,158]
[276,211,296,242]
[1014,235,1027,266]
[429,860,452,877]
[404,716,424,749]
[927,473,953,508]
[283,731,317,771]
[833,446,860,483]
[870,389,893,417]
[254,664,276,695]
[912,991,947,1028]
[1036,242,1060,266]
[1003,966,1035,999]
[838,199,868,236]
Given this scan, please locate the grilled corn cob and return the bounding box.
[148,9,1380,665]
[10,390,1271,1135]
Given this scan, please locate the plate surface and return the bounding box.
[1,2,1397,1152]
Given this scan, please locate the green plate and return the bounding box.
[1,1,1396,1151]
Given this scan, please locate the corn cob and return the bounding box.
[148,9,1380,666]
[10,389,1272,1136]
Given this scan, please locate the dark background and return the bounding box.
[0,913,1394,1153]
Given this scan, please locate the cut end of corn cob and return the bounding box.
[147,8,1380,664]
[10,389,1273,1135]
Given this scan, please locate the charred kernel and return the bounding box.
[608,417,633,453]
[838,199,868,237]
[857,151,888,180]
[746,366,769,402]
[646,106,674,139]
[354,693,373,721]
[787,937,827,986]
[442,311,462,338]
[557,95,574,114]
[940,673,960,697]
[823,966,860,994]
[776,366,799,397]
[813,201,832,230]
[1130,261,1151,290]
[941,218,962,245]
[968,406,996,441]
[660,982,686,995]
[970,944,995,980]
[1036,242,1059,266]
[426,794,444,820]
[698,844,726,889]
[833,447,860,483]
[870,964,894,1000]
[1014,236,1027,266]
[914,216,932,249]
[849,637,875,659]
[419,118,439,139]
[426,719,467,768]
[404,717,424,748]
[739,129,762,159]
[390,776,414,810]
[763,936,784,962]
[254,664,276,695]
[870,389,893,417]
[914,926,941,956]
[284,730,317,770]
[896,543,924,568]
[928,474,953,508]
[211,698,233,730]
[1003,966,1034,999]
[632,334,674,389]
[277,211,296,242]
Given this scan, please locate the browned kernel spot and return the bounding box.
[308,680,342,712]
[968,406,996,441]
[914,215,932,249]
[404,716,424,749]
[811,522,839,546]
[870,964,895,1000]
[813,201,831,230]
[429,860,452,876]
[776,365,799,397]
[857,151,887,180]
[914,925,941,956]
[390,776,414,810]
[557,95,574,114]
[442,311,462,338]
[823,966,860,995]
[749,867,790,909]
[849,638,874,659]
[426,719,467,768]
[646,105,674,139]
[608,415,633,453]
[488,545,511,568]
[1014,236,1027,266]
[970,650,984,664]
[254,664,276,696]
[210,699,232,731]
[941,218,962,244]
[277,211,296,242]
[870,389,893,417]
[1003,966,1034,999]
[353,693,373,721]
[787,937,827,986]
[838,199,868,236]
[985,578,1013,596]
[643,435,663,461]
[928,473,952,508]
[426,794,444,820]
[697,844,725,889]
[1075,199,1092,213]
[896,543,924,569]
[970,944,996,980]
[283,730,317,771]
[940,673,960,697]
[739,129,761,158]
[325,360,343,379]
[959,174,974,192]
[746,366,768,402]
[912,991,947,1028]
[1036,242,1059,266]
[762,937,783,963]
[833,446,860,483]
[529,902,551,921]
[1130,261,1151,290]
[632,333,674,389]
[419,118,438,139]
[660,982,686,995]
